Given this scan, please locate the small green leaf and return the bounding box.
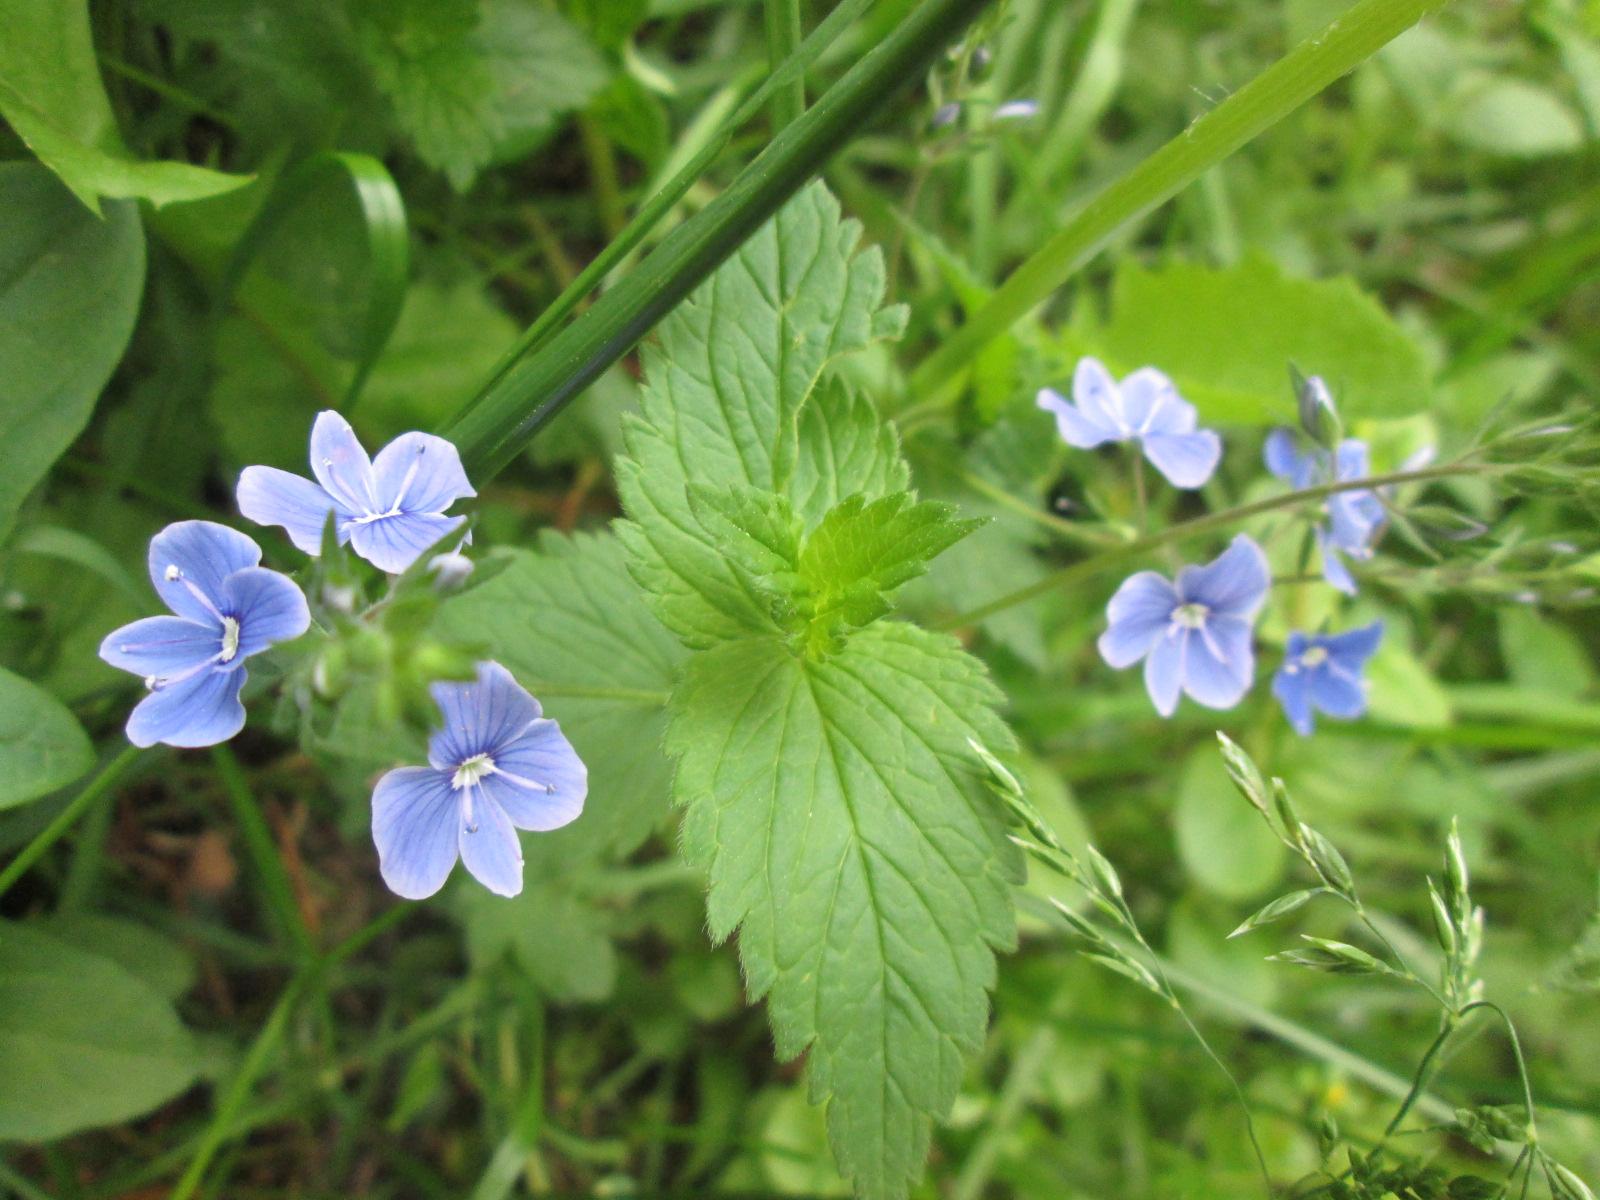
[0,163,144,537]
[0,921,201,1139]
[0,0,251,212]
[1091,256,1430,424]
[0,667,94,812]
[1228,888,1325,939]
[1442,74,1586,158]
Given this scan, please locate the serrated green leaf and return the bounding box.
[0,163,143,537]
[434,531,685,864]
[617,182,908,648]
[1092,256,1430,423]
[669,623,1020,1200]
[357,0,609,190]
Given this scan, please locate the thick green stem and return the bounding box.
[941,460,1499,630]
[907,0,1457,402]
[0,745,143,901]
[445,0,996,480]
[764,0,806,131]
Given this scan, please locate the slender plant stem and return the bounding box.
[940,460,1500,629]
[445,0,997,479]
[906,0,1458,402]
[764,0,806,131]
[211,746,315,960]
[1384,1014,1459,1139]
[0,745,143,901]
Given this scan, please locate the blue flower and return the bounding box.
[1038,357,1222,488]
[371,662,586,899]
[237,411,476,575]
[1273,622,1384,735]
[1264,427,1385,595]
[1098,535,1270,716]
[98,521,311,748]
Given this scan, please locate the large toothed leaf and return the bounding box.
[617,180,1017,1199]
[616,181,907,648]
[669,624,1019,1200]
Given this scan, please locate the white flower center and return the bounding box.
[452,753,495,790]
[219,617,241,663]
[1172,602,1209,629]
[1300,645,1328,669]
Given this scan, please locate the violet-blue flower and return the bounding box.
[1038,357,1222,489]
[237,411,476,575]
[1098,534,1270,717]
[371,661,586,900]
[1273,622,1384,736]
[98,521,311,748]
[1264,426,1385,595]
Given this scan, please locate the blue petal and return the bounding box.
[1073,357,1124,431]
[1323,620,1384,668]
[1176,535,1269,618]
[1143,630,1184,717]
[309,411,377,515]
[1037,387,1119,448]
[1121,368,1192,435]
[1142,429,1222,489]
[372,767,461,900]
[1308,661,1367,719]
[125,666,246,748]
[237,466,348,555]
[1327,489,1383,552]
[427,661,543,768]
[348,512,465,574]
[100,616,220,677]
[480,718,587,831]
[1333,439,1371,482]
[1272,664,1316,735]
[1263,429,1301,483]
[1318,531,1358,596]
[457,791,523,897]
[371,432,476,516]
[1098,570,1177,668]
[149,521,260,624]
[1183,615,1254,710]
[221,567,311,659]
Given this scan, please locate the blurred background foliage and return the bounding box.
[1,0,1598,1196]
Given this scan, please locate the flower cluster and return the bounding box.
[1044,359,1393,734]
[99,412,584,899]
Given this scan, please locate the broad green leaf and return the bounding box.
[1442,74,1587,158]
[0,669,94,813]
[1174,748,1286,901]
[1498,608,1596,700]
[357,0,609,190]
[457,881,618,1003]
[0,921,201,1140]
[0,163,143,537]
[670,625,1020,1200]
[617,182,907,647]
[1091,256,1430,424]
[0,0,250,212]
[434,531,684,863]
[27,915,194,1002]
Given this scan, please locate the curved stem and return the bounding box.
[940,460,1501,629]
[0,744,144,901]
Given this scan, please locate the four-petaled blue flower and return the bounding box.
[1273,622,1384,735]
[1038,357,1222,489]
[372,661,587,900]
[1264,427,1385,595]
[98,521,311,748]
[1099,535,1270,717]
[238,411,476,575]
